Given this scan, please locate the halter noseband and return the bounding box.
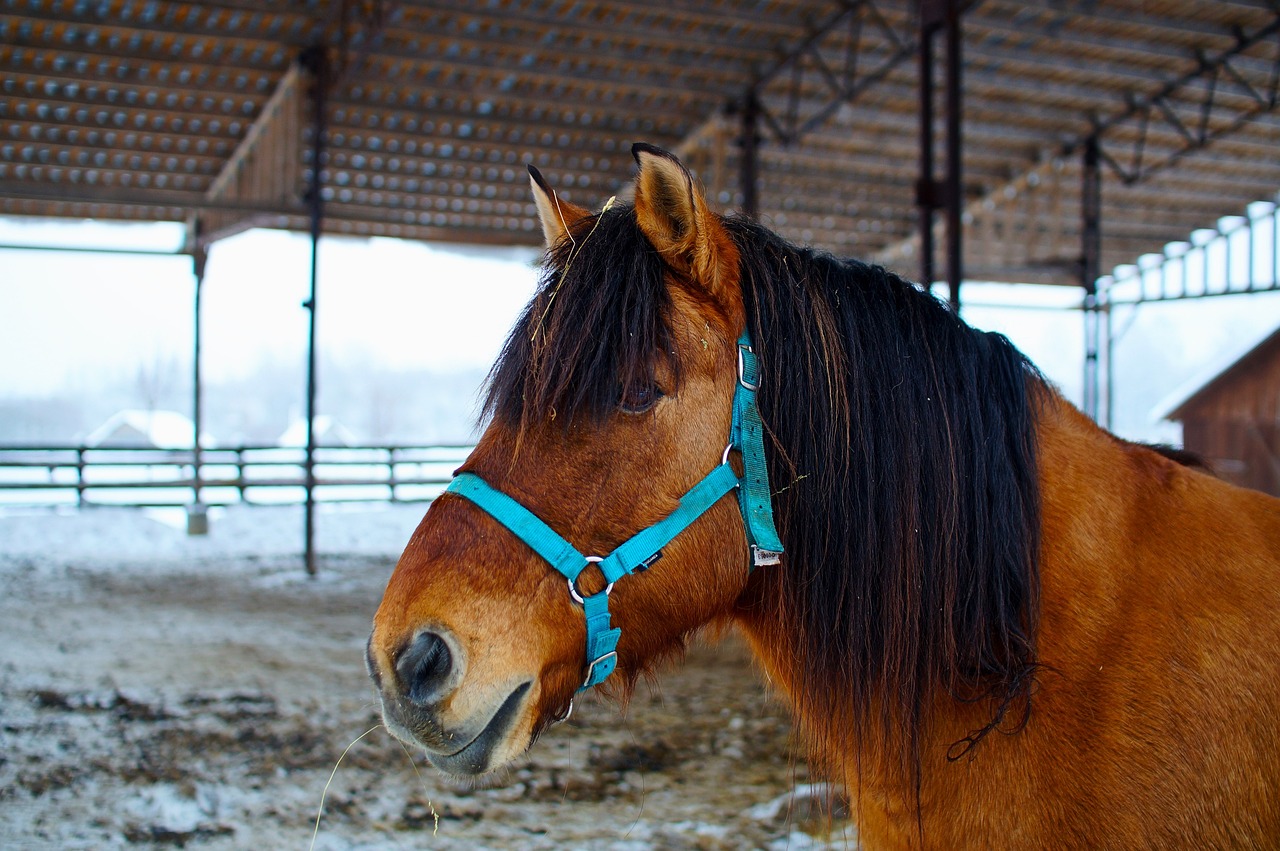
[446,332,784,691]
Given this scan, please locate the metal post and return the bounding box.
[1083,297,1101,421]
[1103,296,1113,431]
[918,0,964,307]
[300,45,328,577]
[740,91,760,220]
[1081,135,1103,423]
[188,242,209,535]
[76,446,85,508]
[943,0,963,311]
[1247,207,1256,293]
[917,4,937,288]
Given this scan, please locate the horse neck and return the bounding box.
[728,385,1127,788]
[737,384,1280,845]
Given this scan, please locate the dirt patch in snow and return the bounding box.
[0,507,856,849]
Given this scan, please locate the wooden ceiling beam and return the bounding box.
[1,93,259,140]
[769,170,1271,223]
[762,176,1254,229]
[469,0,815,41]
[974,1,1238,63]
[373,30,748,94]
[326,96,688,147]
[0,118,239,159]
[331,81,703,136]
[0,139,224,174]
[351,50,731,107]
[985,0,1245,44]
[964,38,1267,96]
[388,2,778,69]
[0,43,289,90]
[1,6,310,55]
[3,66,278,103]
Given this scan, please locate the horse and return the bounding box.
[368,144,1280,848]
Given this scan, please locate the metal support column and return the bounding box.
[1080,135,1104,424]
[917,0,964,309]
[1104,295,1113,431]
[300,45,328,577]
[943,0,963,312]
[189,241,208,535]
[740,91,760,220]
[916,5,936,288]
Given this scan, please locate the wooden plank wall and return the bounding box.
[1178,338,1280,496]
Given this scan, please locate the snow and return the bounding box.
[0,502,426,567]
[279,414,361,448]
[82,409,208,449]
[0,503,859,850]
[1149,321,1280,423]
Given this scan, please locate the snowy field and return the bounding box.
[0,504,855,849]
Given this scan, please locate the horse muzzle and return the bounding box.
[367,629,537,776]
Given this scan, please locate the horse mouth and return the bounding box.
[392,681,533,777]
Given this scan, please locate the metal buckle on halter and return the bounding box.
[568,555,614,604]
[752,545,782,567]
[551,697,575,726]
[582,651,618,688]
[737,343,760,391]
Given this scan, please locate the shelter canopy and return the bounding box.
[2,0,1279,284]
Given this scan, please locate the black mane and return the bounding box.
[486,205,1043,789]
[484,206,683,430]
[726,215,1042,781]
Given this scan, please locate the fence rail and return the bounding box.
[1101,200,1280,305]
[0,444,475,508]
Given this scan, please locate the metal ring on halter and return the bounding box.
[737,343,760,391]
[722,443,734,465]
[568,555,614,604]
[552,697,575,726]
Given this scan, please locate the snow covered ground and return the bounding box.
[0,505,856,849]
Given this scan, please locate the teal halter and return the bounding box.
[446,332,784,691]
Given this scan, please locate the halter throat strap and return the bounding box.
[446,331,783,691]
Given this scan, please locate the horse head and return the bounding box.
[367,145,763,775]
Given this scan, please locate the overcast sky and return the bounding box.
[0,219,540,392]
[2,216,1278,444]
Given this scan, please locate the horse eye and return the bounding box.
[619,383,664,414]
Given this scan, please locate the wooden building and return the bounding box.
[1166,327,1280,497]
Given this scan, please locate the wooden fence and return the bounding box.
[0,444,474,508]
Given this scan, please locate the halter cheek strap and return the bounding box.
[733,337,785,563]
[446,331,783,691]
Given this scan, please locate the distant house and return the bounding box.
[84,410,212,449]
[1163,326,1280,497]
[278,415,359,448]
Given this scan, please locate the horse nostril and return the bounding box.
[395,631,454,706]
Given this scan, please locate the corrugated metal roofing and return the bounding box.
[2,0,1278,284]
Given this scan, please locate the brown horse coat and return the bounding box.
[370,145,1280,849]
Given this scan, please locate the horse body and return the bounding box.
[368,145,1280,848]
[738,390,1280,848]
[1030,396,1280,847]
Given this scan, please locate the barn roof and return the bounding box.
[1161,323,1280,421]
[83,409,202,449]
[3,0,1279,285]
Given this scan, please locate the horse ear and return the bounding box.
[528,165,590,249]
[632,143,739,312]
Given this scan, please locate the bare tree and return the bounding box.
[133,351,182,414]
